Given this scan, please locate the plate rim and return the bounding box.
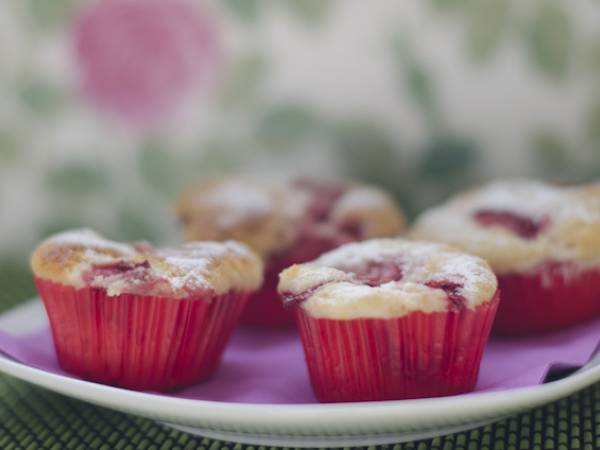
[1,353,599,448]
[1,336,599,424]
[1,299,599,439]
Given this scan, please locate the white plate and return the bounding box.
[0,299,599,448]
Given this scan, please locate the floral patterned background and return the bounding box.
[1,0,599,303]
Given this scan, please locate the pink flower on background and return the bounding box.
[73,0,220,127]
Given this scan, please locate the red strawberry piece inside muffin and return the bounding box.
[473,209,549,239]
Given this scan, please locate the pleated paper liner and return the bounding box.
[494,263,600,335]
[241,260,294,327]
[242,236,344,328]
[294,291,500,403]
[35,277,249,391]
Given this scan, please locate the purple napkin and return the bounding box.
[0,317,599,404]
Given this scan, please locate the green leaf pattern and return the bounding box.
[217,53,267,109]
[0,0,598,261]
[283,0,334,27]
[137,141,179,195]
[526,1,572,79]
[18,80,64,115]
[222,0,262,24]
[256,103,319,149]
[465,0,510,62]
[45,163,109,195]
[28,0,75,30]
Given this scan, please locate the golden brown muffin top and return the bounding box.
[411,180,600,274]
[176,177,406,258]
[278,239,497,319]
[31,229,263,298]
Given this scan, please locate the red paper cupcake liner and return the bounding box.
[241,236,341,328]
[35,277,249,391]
[494,263,600,335]
[241,262,295,327]
[294,291,499,403]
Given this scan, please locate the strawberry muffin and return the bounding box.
[176,177,405,327]
[278,239,499,403]
[31,229,263,390]
[411,180,600,335]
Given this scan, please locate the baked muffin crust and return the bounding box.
[31,229,263,297]
[176,177,406,258]
[411,180,600,274]
[278,239,497,319]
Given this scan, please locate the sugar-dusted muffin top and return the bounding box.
[31,229,263,298]
[278,239,497,320]
[410,180,600,274]
[175,177,406,258]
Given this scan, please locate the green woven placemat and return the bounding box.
[0,276,599,450]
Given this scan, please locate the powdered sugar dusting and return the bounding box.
[332,186,393,216]
[446,179,600,224]
[158,254,211,292]
[156,240,255,292]
[464,180,561,219]
[34,230,262,297]
[316,239,495,305]
[204,181,274,229]
[47,228,135,255]
[278,239,497,319]
[178,177,406,259]
[411,180,600,273]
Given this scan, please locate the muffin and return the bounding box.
[176,177,405,327]
[411,180,600,335]
[278,239,499,403]
[31,229,263,390]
